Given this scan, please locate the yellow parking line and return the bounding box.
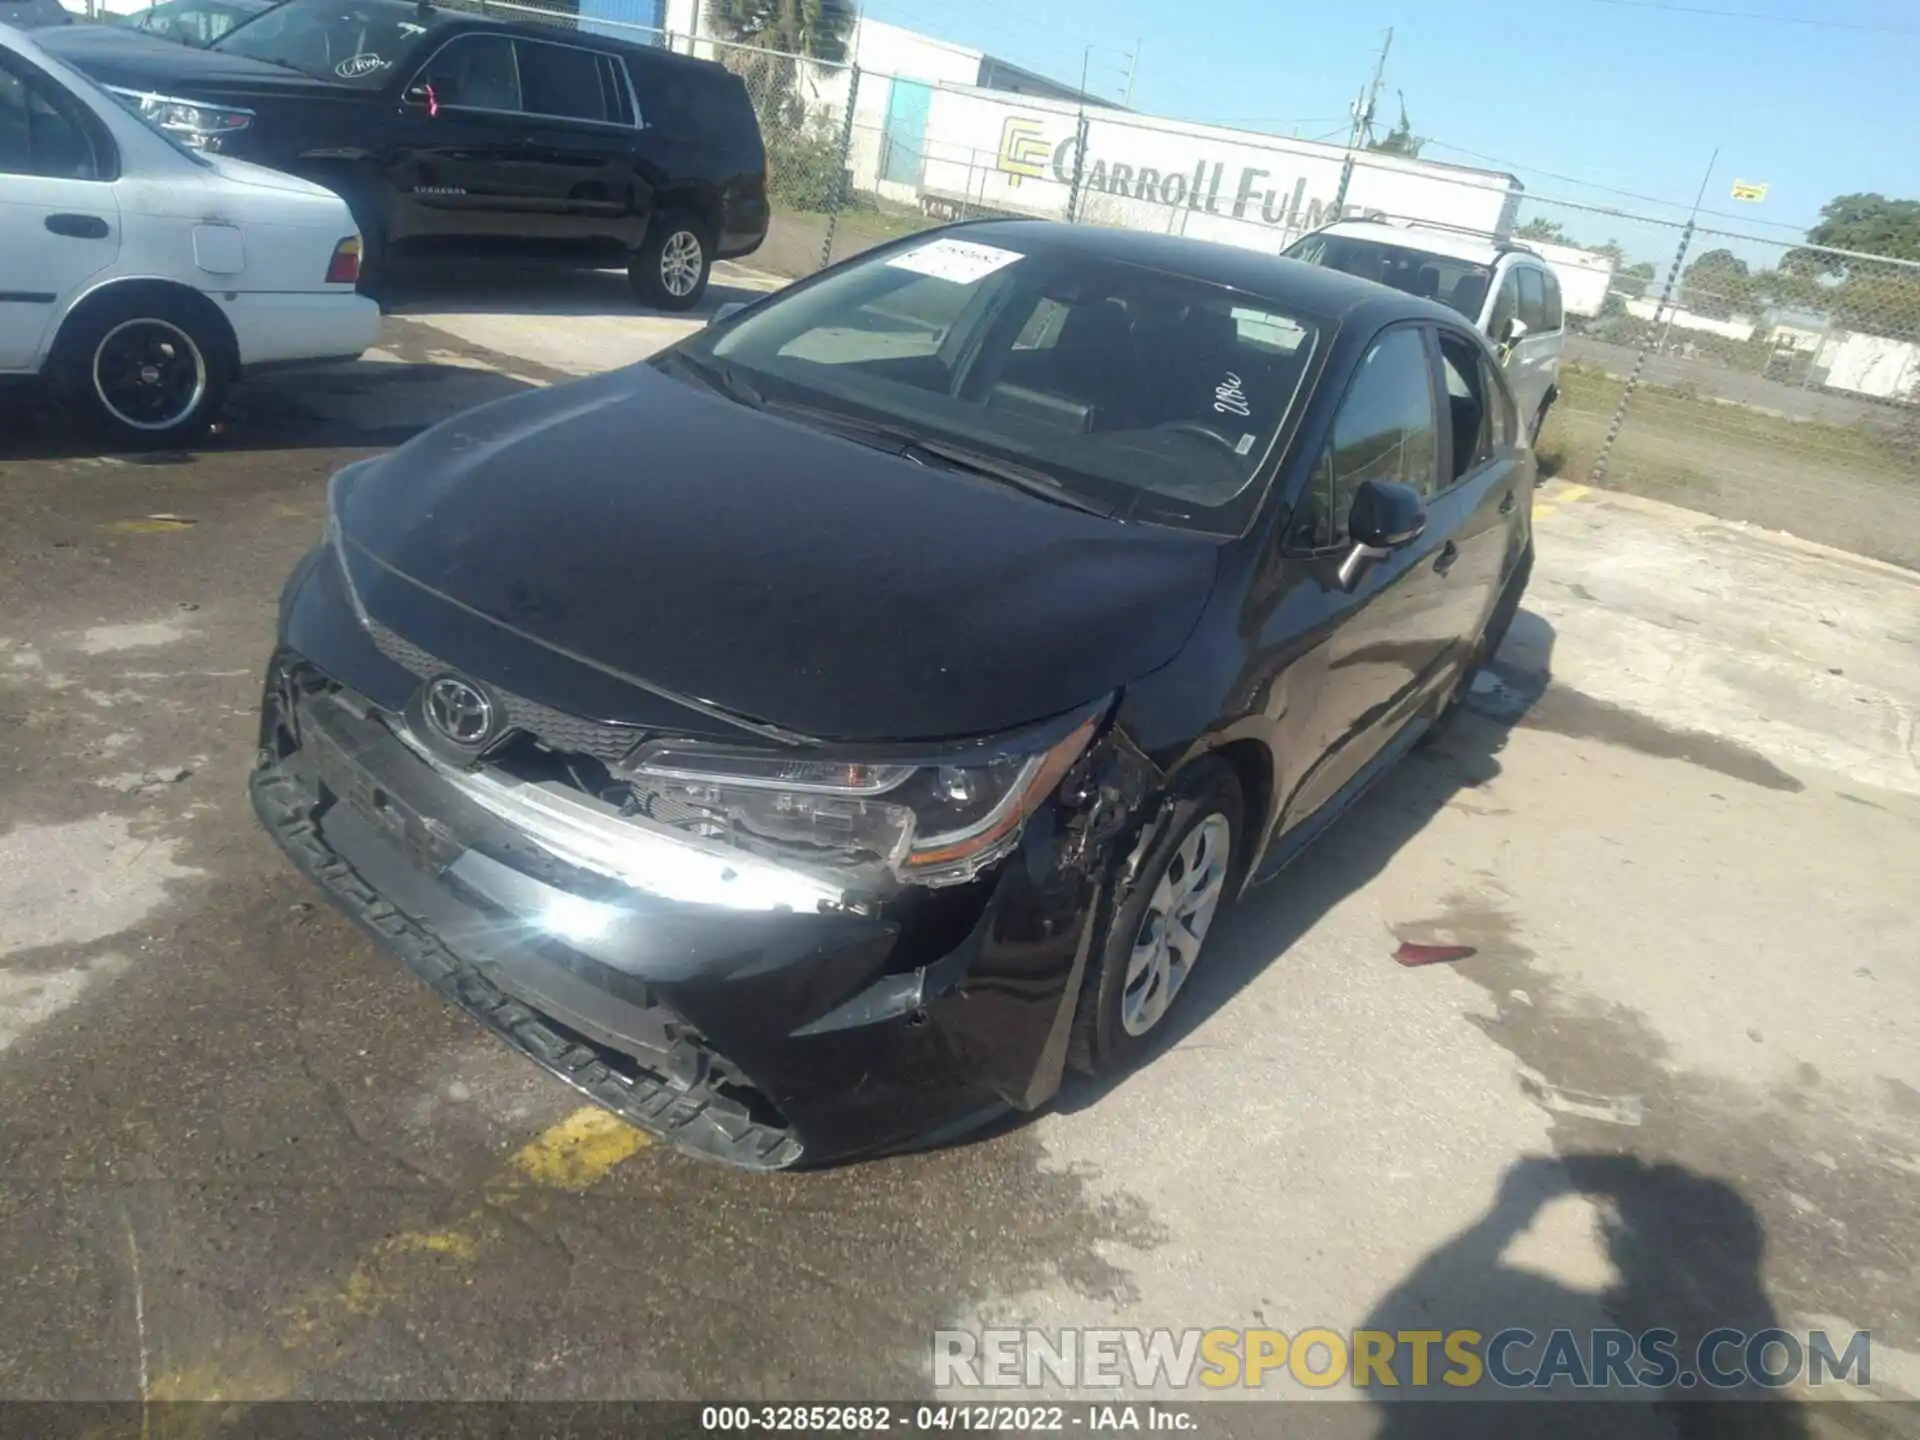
[122,1107,647,1422]
[1533,482,1591,522]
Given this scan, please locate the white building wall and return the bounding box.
[1817,332,1920,401]
[1623,298,1757,341]
[904,85,1517,255]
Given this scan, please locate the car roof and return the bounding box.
[339,0,737,76]
[1304,219,1546,268]
[933,219,1469,330]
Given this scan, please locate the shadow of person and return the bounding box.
[1354,1152,1810,1440]
[1054,608,1557,1120]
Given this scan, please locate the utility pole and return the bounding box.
[1329,28,1391,222]
[1121,39,1140,106]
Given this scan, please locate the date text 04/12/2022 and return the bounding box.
[698,1405,1197,1432]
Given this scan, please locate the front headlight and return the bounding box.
[107,86,254,148]
[622,707,1105,887]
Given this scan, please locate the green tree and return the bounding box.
[1368,94,1423,159]
[1679,247,1753,319]
[1515,218,1567,243]
[1780,192,1920,340]
[705,0,856,60]
[1802,192,1920,263]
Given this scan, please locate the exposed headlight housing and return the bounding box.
[108,86,253,148]
[622,707,1105,888]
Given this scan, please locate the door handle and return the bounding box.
[1498,491,1517,515]
[46,213,110,240]
[1433,540,1460,576]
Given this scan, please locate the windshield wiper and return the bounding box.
[902,437,1117,519]
[759,400,1115,518]
[663,351,764,409]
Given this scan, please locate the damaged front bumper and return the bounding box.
[251,649,1139,1169]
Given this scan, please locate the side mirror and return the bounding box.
[708,300,747,327]
[403,80,439,114]
[1502,317,1529,345]
[1337,478,1428,590]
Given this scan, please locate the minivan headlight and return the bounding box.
[622,709,1103,887]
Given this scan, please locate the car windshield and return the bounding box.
[667,234,1320,533]
[213,0,432,85]
[1290,234,1493,321]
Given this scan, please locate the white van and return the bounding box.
[2,20,378,447]
[1283,220,1564,443]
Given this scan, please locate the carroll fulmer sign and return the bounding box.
[995,115,1377,230]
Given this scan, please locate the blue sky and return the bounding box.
[854,0,1918,265]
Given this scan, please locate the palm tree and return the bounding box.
[706,0,856,62]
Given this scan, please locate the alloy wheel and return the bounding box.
[91,319,207,433]
[660,230,705,298]
[1120,813,1231,1037]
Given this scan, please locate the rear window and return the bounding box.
[517,39,616,122]
[1288,234,1492,321]
[638,60,758,149]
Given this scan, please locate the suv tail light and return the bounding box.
[326,237,362,285]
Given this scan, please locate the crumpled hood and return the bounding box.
[337,363,1222,744]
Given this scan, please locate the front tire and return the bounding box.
[56,290,230,451]
[1068,760,1243,1076]
[629,214,712,311]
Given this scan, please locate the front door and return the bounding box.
[390,33,537,240]
[1271,323,1457,831]
[0,52,121,371]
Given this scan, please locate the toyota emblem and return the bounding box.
[423,675,497,747]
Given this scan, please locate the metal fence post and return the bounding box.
[1065,114,1090,223]
[1588,220,1699,487]
[816,64,860,273]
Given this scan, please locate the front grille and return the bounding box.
[366,618,647,765]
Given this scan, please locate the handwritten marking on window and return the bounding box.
[1213,372,1251,418]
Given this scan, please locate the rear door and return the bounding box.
[508,37,640,241]
[0,48,121,372]
[1432,326,1524,654]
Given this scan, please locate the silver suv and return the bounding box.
[1284,220,1565,443]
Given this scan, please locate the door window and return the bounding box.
[1540,268,1564,331]
[1436,331,1496,485]
[416,35,522,113]
[1487,270,1519,342]
[1516,267,1547,333]
[0,62,105,181]
[1295,327,1438,548]
[1479,349,1516,449]
[516,40,614,123]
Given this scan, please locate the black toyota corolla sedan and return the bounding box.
[254,220,1534,1169]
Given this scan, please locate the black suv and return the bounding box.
[41,0,770,307]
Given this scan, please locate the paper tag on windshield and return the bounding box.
[885,238,1024,285]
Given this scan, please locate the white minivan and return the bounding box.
[1,21,378,447]
[1283,220,1565,443]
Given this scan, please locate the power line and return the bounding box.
[1419,138,1820,233]
[1566,0,1915,33]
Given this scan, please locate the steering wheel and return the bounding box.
[1157,420,1242,453]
